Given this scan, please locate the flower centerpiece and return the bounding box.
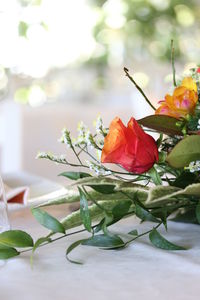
[1,42,200,263]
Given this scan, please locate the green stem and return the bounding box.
[20,227,88,254]
[171,40,177,87]
[124,222,162,246]
[124,67,156,111]
[71,146,83,166]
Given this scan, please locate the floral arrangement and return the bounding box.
[1,42,200,264]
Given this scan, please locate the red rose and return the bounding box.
[101,117,159,174]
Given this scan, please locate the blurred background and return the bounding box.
[0,0,200,183]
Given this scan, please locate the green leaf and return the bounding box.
[148,167,162,185]
[93,201,133,231]
[78,187,92,232]
[59,172,91,180]
[32,237,51,253]
[82,234,124,249]
[158,152,167,163]
[195,201,200,224]
[138,115,182,136]
[147,185,180,203]
[94,218,106,233]
[73,177,148,201]
[149,229,185,250]
[88,184,115,194]
[128,229,138,236]
[135,204,159,222]
[61,200,126,230]
[111,201,132,223]
[38,189,131,208]
[31,236,52,267]
[32,208,65,234]
[0,230,33,248]
[66,239,86,264]
[147,183,200,204]
[0,246,19,259]
[167,135,200,168]
[112,201,132,218]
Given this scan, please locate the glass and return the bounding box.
[0,175,10,233]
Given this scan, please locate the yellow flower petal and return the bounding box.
[181,77,197,92]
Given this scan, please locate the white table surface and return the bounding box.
[1,204,200,300]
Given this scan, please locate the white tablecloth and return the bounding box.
[1,205,200,300]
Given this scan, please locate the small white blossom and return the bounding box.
[95,116,103,133]
[74,121,88,146]
[36,151,49,159]
[60,128,73,148]
[94,115,107,136]
[77,121,87,136]
[186,161,200,172]
[86,160,111,176]
[85,131,94,148]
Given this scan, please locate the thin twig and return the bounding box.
[20,227,88,254]
[124,67,156,111]
[82,186,110,213]
[124,222,162,246]
[171,40,177,87]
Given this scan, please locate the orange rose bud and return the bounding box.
[101,117,159,174]
[155,77,198,119]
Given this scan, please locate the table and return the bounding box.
[1,205,200,300]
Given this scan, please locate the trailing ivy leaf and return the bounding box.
[61,200,127,231]
[152,209,168,230]
[0,246,19,259]
[59,172,91,180]
[135,204,159,223]
[94,218,106,233]
[167,135,200,168]
[112,201,132,218]
[66,239,86,264]
[82,234,124,249]
[149,229,185,250]
[111,201,132,224]
[78,187,92,232]
[38,189,132,208]
[93,201,133,231]
[74,176,142,190]
[195,201,200,224]
[32,237,51,254]
[87,184,115,194]
[31,237,52,267]
[128,229,138,236]
[147,183,200,204]
[32,208,65,234]
[138,115,182,136]
[148,167,162,185]
[0,230,33,248]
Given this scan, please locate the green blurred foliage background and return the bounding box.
[0,0,200,106]
[88,0,200,66]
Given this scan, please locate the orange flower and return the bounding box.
[101,117,158,174]
[155,77,198,118]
